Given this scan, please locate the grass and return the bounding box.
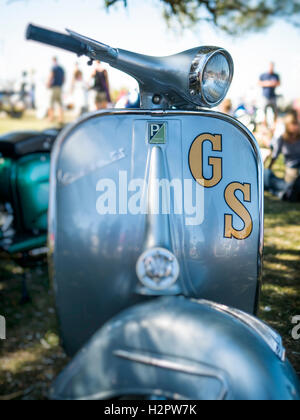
[258,154,300,373]
[260,191,300,372]
[0,113,56,135]
[0,111,74,135]
[0,115,299,399]
[0,259,68,400]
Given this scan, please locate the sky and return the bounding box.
[0,0,300,103]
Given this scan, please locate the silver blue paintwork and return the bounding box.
[49,297,300,401]
[49,109,263,356]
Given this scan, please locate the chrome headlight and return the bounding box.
[189,47,234,108]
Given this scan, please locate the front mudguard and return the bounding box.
[50,296,300,400]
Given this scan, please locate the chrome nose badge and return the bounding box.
[136,248,180,291]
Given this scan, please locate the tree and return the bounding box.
[104,0,300,35]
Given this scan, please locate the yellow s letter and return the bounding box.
[224,183,253,240]
[189,134,222,188]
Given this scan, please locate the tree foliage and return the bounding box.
[104,0,300,35]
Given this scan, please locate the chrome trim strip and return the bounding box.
[114,349,229,400]
[189,48,234,108]
[144,146,172,250]
[198,299,286,362]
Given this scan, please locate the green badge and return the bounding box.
[148,123,167,144]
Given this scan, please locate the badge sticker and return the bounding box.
[148,123,167,144]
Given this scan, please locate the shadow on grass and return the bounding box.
[260,194,300,374]
[0,256,68,400]
[264,193,300,228]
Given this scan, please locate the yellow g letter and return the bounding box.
[189,134,222,188]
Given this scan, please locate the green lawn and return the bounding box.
[0,113,56,135]
[0,260,67,400]
[260,192,300,372]
[0,115,299,399]
[0,111,74,135]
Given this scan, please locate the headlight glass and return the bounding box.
[202,53,231,103]
[189,48,233,107]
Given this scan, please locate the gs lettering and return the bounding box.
[189,133,253,240]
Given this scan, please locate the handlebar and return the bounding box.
[25,23,200,110]
[26,24,88,56]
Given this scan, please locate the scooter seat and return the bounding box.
[0,129,59,158]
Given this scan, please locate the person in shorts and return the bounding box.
[259,62,280,126]
[47,57,65,123]
[91,61,111,110]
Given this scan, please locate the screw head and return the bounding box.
[152,94,162,105]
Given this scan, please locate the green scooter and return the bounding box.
[0,129,59,301]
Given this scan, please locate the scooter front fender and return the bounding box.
[50,296,300,401]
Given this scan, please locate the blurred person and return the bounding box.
[271,114,286,147]
[234,99,258,134]
[29,69,36,109]
[115,88,140,109]
[91,61,111,110]
[259,62,281,126]
[219,98,233,115]
[115,89,130,109]
[47,57,65,123]
[20,71,29,101]
[293,98,300,121]
[71,63,87,117]
[116,88,129,103]
[11,71,29,114]
[269,111,300,184]
[35,79,50,119]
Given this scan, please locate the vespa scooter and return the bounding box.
[26,24,300,400]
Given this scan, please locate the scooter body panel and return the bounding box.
[0,130,58,252]
[50,297,300,401]
[16,153,50,232]
[0,157,13,202]
[49,110,263,356]
[0,153,49,246]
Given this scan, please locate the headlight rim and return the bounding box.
[189,47,234,108]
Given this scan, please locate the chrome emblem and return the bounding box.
[136,248,180,291]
